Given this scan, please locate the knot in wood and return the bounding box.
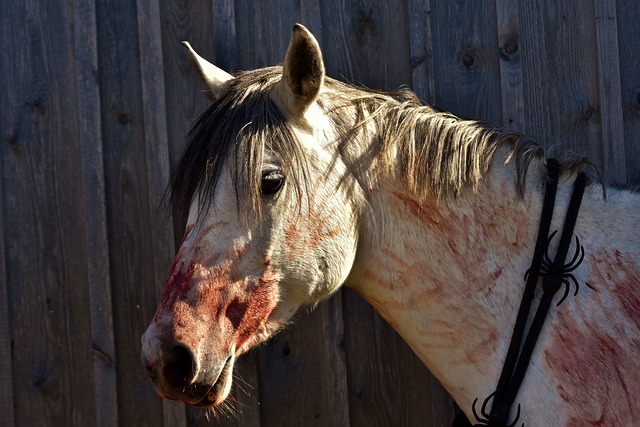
[503,39,518,55]
[462,54,475,68]
[458,48,481,70]
[500,37,520,61]
[117,112,132,125]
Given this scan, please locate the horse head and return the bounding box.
[141,24,362,407]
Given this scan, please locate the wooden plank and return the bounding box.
[496,0,525,130]
[518,0,602,160]
[341,289,439,427]
[95,0,167,424]
[615,0,640,182]
[136,1,186,426]
[429,376,459,427]
[234,1,300,68]
[159,0,213,231]
[320,0,413,91]
[72,0,119,425]
[0,117,16,427]
[0,4,16,426]
[214,0,324,71]
[430,0,502,123]
[212,0,239,72]
[257,297,350,426]
[594,0,626,184]
[407,0,436,104]
[159,0,214,165]
[300,0,324,42]
[0,1,98,425]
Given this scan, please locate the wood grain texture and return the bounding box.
[2,1,638,426]
[430,0,502,123]
[0,1,17,425]
[342,289,438,427]
[616,0,640,182]
[1,0,99,425]
[408,0,436,103]
[234,0,300,68]
[136,1,186,426]
[96,0,166,424]
[160,0,214,166]
[159,0,214,234]
[0,109,15,427]
[212,0,239,72]
[258,298,350,426]
[72,0,119,425]
[518,0,603,160]
[299,0,324,42]
[429,376,459,427]
[496,0,525,130]
[320,0,412,90]
[594,0,626,184]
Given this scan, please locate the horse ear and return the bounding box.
[279,24,325,114]
[182,41,233,100]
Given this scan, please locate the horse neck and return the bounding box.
[346,151,545,409]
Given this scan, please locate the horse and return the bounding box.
[141,24,640,426]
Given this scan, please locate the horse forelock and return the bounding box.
[170,66,312,226]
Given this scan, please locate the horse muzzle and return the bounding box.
[141,326,235,407]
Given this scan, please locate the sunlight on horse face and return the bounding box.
[141,25,360,407]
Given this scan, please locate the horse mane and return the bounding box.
[170,66,596,224]
[321,82,545,201]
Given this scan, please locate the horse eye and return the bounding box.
[261,171,285,195]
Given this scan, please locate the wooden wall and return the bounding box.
[1,1,638,426]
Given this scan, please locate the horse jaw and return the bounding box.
[182,41,233,100]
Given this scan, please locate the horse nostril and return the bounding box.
[163,345,195,389]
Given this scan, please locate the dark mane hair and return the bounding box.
[170,66,595,225]
[170,67,306,224]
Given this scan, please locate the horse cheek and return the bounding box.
[233,268,279,350]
